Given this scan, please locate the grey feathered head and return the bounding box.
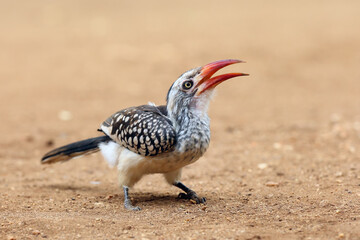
[166,59,248,120]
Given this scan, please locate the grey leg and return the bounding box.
[123,186,141,211]
[173,181,206,204]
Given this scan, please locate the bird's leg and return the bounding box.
[123,186,141,211]
[173,181,206,204]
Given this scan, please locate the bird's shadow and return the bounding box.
[134,193,179,206]
[129,192,208,208]
[102,192,177,206]
[40,184,206,208]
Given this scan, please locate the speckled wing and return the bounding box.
[100,105,176,156]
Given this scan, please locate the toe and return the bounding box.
[177,192,206,204]
[125,205,141,211]
[132,206,141,211]
[191,195,206,204]
[177,192,189,199]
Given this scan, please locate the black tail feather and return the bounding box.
[41,136,111,164]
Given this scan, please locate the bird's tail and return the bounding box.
[41,136,112,164]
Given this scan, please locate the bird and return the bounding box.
[41,59,248,210]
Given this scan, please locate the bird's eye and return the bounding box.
[182,80,193,90]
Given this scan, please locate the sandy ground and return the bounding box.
[1,1,360,239]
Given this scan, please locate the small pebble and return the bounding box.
[335,172,343,177]
[18,221,26,226]
[123,226,132,230]
[32,230,41,236]
[273,143,282,150]
[257,163,268,169]
[265,181,279,187]
[45,140,54,147]
[94,202,104,207]
[347,145,355,153]
[319,200,329,207]
[58,110,73,121]
[90,181,101,185]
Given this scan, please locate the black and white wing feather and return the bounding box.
[100,105,176,156]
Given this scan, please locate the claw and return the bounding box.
[177,192,188,199]
[174,181,206,204]
[124,198,141,211]
[177,191,206,204]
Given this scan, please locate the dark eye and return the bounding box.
[182,80,193,90]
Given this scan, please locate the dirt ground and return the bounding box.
[1,1,360,239]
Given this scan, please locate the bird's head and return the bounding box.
[166,59,248,121]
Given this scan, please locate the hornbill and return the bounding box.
[42,59,248,210]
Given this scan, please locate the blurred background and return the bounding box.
[1,1,360,238]
[1,0,359,146]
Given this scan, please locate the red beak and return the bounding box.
[196,59,248,95]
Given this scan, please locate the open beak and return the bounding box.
[196,59,248,95]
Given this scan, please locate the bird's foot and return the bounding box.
[124,199,141,211]
[173,181,206,204]
[177,191,206,204]
[123,186,141,211]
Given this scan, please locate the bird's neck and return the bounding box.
[167,90,213,130]
[168,105,208,130]
[169,107,211,156]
